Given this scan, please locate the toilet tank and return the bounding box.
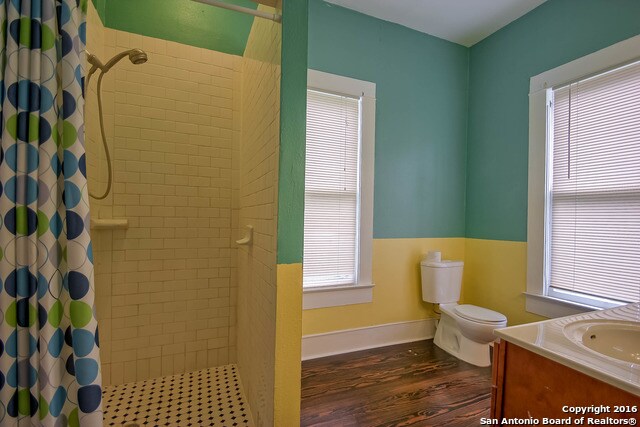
[420,260,464,304]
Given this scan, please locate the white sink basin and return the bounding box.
[563,320,640,364]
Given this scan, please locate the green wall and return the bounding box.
[92,0,257,56]
[278,0,309,264]
[465,0,640,242]
[308,0,469,239]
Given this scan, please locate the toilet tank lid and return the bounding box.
[420,260,464,268]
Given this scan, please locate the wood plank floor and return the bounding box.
[301,340,492,427]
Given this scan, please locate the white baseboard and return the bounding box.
[302,318,437,361]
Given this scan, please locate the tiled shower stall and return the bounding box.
[85,3,282,425]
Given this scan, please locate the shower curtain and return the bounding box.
[0,0,102,425]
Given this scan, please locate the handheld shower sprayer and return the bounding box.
[86,49,148,92]
[85,48,148,200]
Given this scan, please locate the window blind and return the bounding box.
[548,60,640,303]
[303,89,360,287]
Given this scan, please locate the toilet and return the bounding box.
[421,254,507,367]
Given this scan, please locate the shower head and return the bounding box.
[103,48,148,71]
[87,48,148,75]
[128,49,148,65]
[85,48,148,92]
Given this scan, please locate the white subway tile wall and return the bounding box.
[86,5,241,387]
[236,9,282,426]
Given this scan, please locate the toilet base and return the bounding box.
[433,314,492,367]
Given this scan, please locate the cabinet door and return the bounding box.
[500,343,639,419]
[490,339,506,418]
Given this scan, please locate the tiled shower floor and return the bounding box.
[103,364,253,426]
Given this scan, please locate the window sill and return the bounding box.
[524,292,599,318]
[303,283,374,310]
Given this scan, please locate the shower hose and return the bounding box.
[86,71,113,200]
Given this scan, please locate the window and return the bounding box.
[302,70,376,310]
[527,35,640,317]
[304,90,359,287]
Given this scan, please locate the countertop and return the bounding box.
[494,302,640,397]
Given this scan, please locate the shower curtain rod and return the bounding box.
[192,0,282,23]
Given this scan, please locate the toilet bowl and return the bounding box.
[433,303,507,367]
[420,252,507,367]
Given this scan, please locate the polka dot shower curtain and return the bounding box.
[0,0,102,425]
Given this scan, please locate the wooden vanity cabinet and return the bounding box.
[491,340,639,419]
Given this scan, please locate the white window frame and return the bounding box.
[526,35,640,318]
[303,69,376,310]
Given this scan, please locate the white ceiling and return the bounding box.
[324,0,548,47]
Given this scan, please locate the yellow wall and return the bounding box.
[299,236,546,424]
[463,239,545,326]
[302,238,465,335]
[302,237,544,336]
[274,263,303,427]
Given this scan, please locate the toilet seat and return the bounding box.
[454,304,507,324]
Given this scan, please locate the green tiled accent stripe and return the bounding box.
[91,0,257,56]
